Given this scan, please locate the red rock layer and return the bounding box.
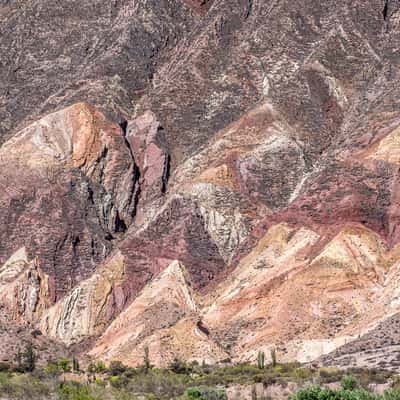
[2,0,400,370]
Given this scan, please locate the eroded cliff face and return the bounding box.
[0,248,52,323]
[88,260,228,366]
[2,0,400,369]
[0,102,139,299]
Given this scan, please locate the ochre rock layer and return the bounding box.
[2,0,400,370]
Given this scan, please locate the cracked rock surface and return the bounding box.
[2,0,400,368]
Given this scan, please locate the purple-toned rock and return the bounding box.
[126,112,170,210]
[0,103,139,299]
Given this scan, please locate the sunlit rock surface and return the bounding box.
[2,0,400,369]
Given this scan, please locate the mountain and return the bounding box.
[1,0,400,369]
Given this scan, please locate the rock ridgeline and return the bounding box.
[1,0,400,369]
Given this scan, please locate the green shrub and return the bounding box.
[294,368,314,381]
[318,367,343,383]
[109,376,121,387]
[183,386,227,400]
[45,360,62,377]
[108,361,128,376]
[125,369,192,398]
[288,384,400,400]
[59,359,72,374]
[14,343,37,373]
[273,365,285,373]
[169,358,192,374]
[0,360,397,400]
[0,362,10,372]
[348,368,392,388]
[342,375,358,391]
[95,361,107,374]
[0,373,50,399]
[383,389,400,400]
[58,382,105,400]
[262,376,277,386]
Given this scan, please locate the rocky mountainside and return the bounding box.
[2,0,400,369]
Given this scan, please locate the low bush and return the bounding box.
[0,359,397,400]
[294,368,314,382]
[290,384,400,400]
[108,361,128,376]
[348,368,393,387]
[318,367,344,384]
[182,386,227,400]
[0,362,10,372]
[341,375,358,391]
[0,372,50,399]
[58,382,103,400]
[124,369,192,399]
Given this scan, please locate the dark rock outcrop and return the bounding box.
[2,0,400,367]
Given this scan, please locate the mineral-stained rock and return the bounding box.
[0,0,198,145]
[0,103,138,299]
[0,247,69,365]
[4,0,400,370]
[0,247,53,323]
[89,260,227,366]
[39,250,127,346]
[237,134,306,210]
[37,192,228,347]
[201,223,393,363]
[125,111,170,225]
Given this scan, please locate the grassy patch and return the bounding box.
[290,384,400,400]
[0,362,396,400]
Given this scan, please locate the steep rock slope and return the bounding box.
[0,0,198,144]
[0,102,138,299]
[89,260,228,366]
[1,0,400,368]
